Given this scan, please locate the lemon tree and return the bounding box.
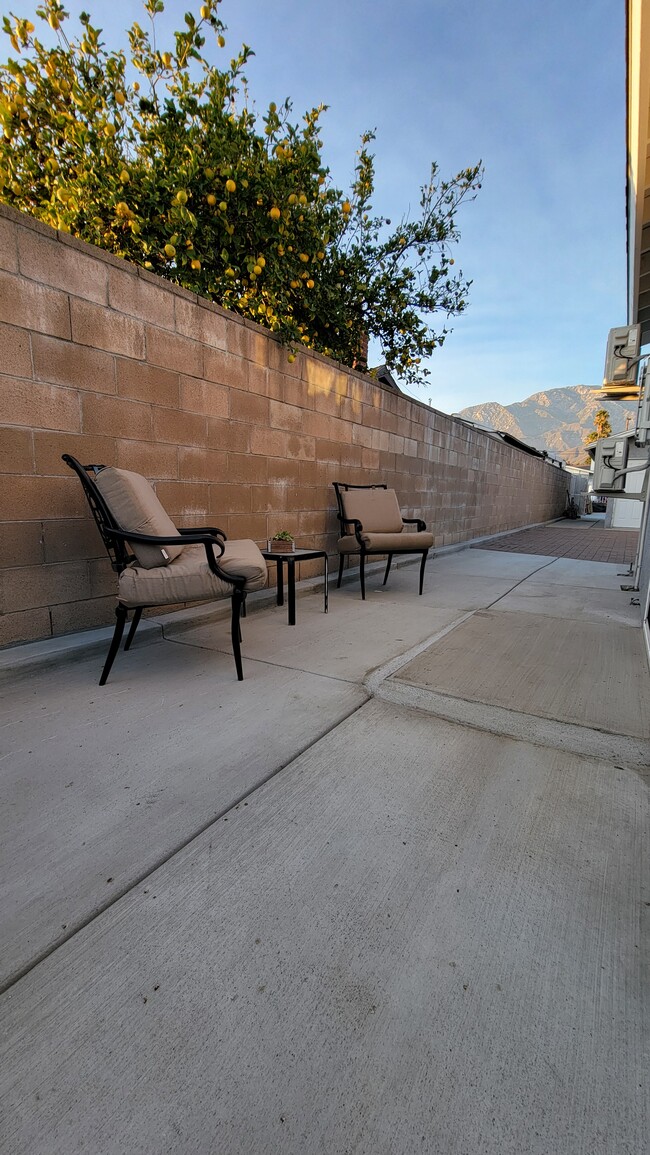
[0,0,481,384]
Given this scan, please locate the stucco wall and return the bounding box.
[0,204,567,647]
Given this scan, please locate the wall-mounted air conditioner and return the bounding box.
[602,324,642,396]
[592,432,649,500]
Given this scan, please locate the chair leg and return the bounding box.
[360,552,366,600]
[99,605,128,686]
[337,554,345,588]
[124,607,143,651]
[383,554,392,586]
[231,589,245,680]
[419,550,428,595]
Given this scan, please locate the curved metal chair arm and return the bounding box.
[101,526,245,587]
[178,526,227,539]
[338,515,365,545]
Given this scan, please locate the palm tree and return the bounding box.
[585,409,612,444]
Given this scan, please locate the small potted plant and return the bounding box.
[268,530,295,553]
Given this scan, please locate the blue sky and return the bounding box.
[28,0,627,413]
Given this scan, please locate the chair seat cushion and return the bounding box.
[96,467,183,569]
[117,541,267,608]
[337,531,433,554]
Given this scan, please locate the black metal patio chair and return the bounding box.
[63,455,267,683]
[332,481,433,599]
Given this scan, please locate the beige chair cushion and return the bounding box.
[96,467,184,569]
[338,531,433,554]
[340,488,404,533]
[117,540,267,608]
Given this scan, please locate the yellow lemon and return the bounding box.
[288,193,297,205]
[225,267,235,278]
[299,253,309,263]
[288,353,296,363]
[205,167,214,178]
[115,91,126,107]
[119,170,129,183]
[164,243,176,258]
[200,4,210,17]
[207,193,217,205]
[219,201,227,211]
[257,256,266,267]
[217,34,225,47]
[342,200,351,214]
[269,206,281,220]
[253,264,262,276]
[306,279,314,289]
[299,193,307,205]
[225,179,236,193]
[103,123,116,137]
[191,258,201,270]
[175,189,188,204]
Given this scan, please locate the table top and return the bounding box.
[261,547,328,561]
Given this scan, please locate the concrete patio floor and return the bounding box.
[1,528,648,1154]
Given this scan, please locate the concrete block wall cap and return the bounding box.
[168,281,198,304]
[137,266,178,293]
[0,201,54,237]
[56,229,127,271]
[241,313,279,341]
[196,295,235,323]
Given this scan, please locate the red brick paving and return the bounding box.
[472,521,639,565]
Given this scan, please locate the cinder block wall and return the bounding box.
[0,204,567,647]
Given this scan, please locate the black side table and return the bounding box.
[261,548,329,625]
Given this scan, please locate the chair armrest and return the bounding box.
[103,526,242,585]
[179,525,227,539]
[402,517,427,531]
[338,515,365,545]
[103,527,225,551]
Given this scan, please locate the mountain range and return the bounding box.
[456,385,638,465]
